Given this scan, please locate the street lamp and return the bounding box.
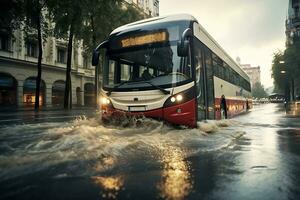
[281,70,286,74]
[279,61,285,64]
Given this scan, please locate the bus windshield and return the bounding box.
[103,42,192,91]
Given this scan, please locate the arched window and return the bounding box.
[23,77,45,106]
[52,80,65,105]
[84,83,95,106]
[76,87,82,106]
[0,72,17,106]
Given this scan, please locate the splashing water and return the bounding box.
[0,115,244,185]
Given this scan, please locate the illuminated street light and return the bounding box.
[279,61,285,64]
[281,70,286,74]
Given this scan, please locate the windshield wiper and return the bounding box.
[106,80,134,96]
[142,81,170,95]
[107,80,170,96]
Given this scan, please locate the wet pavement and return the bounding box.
[0,103,299,200]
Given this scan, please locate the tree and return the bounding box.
[80,0,144,54]
[271,51,285,92]
[252,82,268,99]
[48,0,145,109]
[272,40,300,101]
[0,0,24,33]
[24,0,49,110]
[284,40,300,100]
[0,0,48,110]
[48,0,84,109]
[80,0,145,106]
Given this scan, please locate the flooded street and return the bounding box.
[0,103,300,200]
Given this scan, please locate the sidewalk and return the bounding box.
[0,105,98,125]
[0,105,97,114]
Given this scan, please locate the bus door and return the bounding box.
[203,48,215,119]
[194,39,207,120]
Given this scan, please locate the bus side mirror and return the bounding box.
[92,50,100,66]
[177,40,190,57]
[92,40,109,66]
[177,28,192,57]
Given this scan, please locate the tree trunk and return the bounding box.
[64,23,74,109]
[69,75,72,108]
[285,80,290,102]
[35,4,42,111]
[291,77,295,101]
[91,15,98,108]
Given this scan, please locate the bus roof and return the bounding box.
[110,14,196,35]
[193,22,250,82]
[109,13,250,82]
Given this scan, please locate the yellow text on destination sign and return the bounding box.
[121,32,167,48]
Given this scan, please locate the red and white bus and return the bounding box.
[92,14,252,128]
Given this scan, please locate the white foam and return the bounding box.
[0,116,245,181]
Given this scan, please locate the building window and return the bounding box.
[26,41,38,57]
[0,34,10,51]
[138,0,144,8]
[83,56,89,69]
[57,47,66,63]
[23,77,45,106]
[153,0,159,16]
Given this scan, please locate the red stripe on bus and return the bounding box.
[163,98,196,127]
[214,98,252,119]
[101,98,196,127]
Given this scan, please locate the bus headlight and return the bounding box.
[100,96,110,105]
[163,87,194,108]
[176,94,183,101]
[170,95,183,103]
[170,97,176,102]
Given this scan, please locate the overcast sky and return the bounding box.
[159,0,288,88]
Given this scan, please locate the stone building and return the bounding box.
[286,0,300,44]
[0,28,96,108]
[125,0,159,17]
[286,0,300,97]
[241,64,261,87]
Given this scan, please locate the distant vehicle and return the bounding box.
[268,93,285,103]
[92,14,252,127]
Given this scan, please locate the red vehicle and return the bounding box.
[92,14,252,127]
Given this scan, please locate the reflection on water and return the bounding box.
[2,104,299,199]
[92,175,124,199]
[92,157,117,173]
[158,146,192,200]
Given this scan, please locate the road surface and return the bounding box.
[0,103,299,200]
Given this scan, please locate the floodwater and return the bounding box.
[0,104,299,200]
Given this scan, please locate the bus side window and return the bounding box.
[186,45,192,77]
[194,43,202,97]
[109,60,116,85]
[195,55,201,90]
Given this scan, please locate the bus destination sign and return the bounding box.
[121,31,167,48]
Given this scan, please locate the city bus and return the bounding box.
[92,14,252,128]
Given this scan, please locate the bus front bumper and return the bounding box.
[101,99,196,128]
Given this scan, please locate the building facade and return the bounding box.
[241,64,261,87]
[0,29,96,108]
[286,0,300,98]
[0,1,159,109]
[125,0,159,17]
[286,0,300,44]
